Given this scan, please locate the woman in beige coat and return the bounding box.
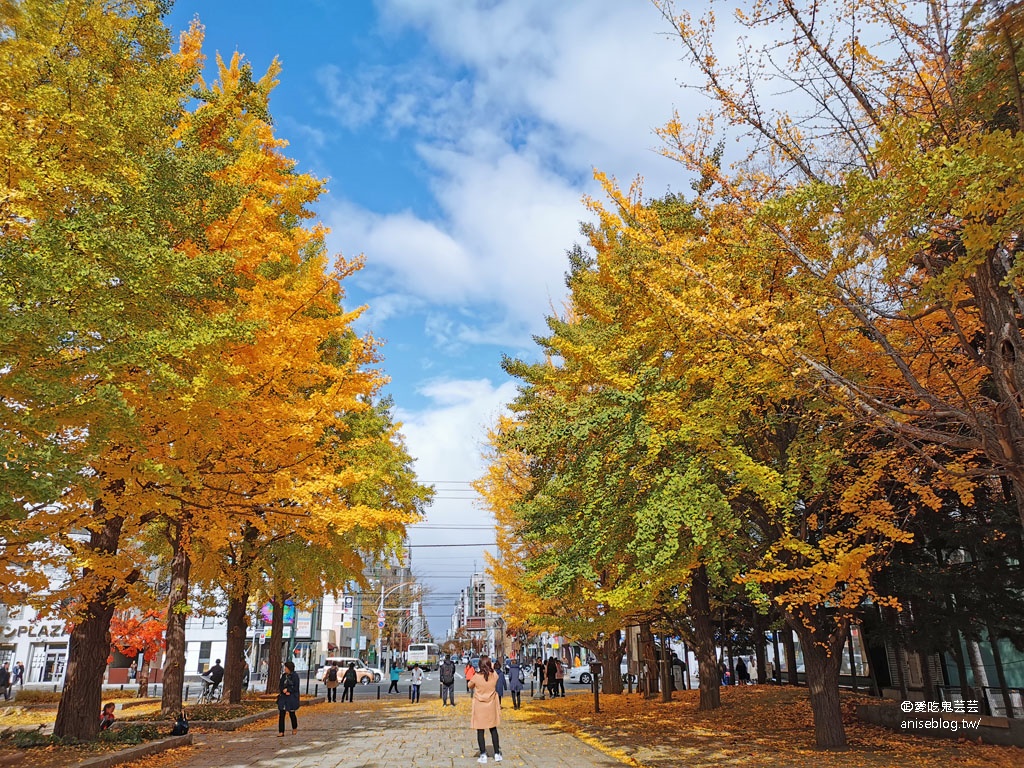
[468,656,502,763]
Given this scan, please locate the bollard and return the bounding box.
[120,684,124,691]
[377,685,381,700]
[530,680,534,697]
[185,685,190,701]
[408,685,412,701]
[315,684,319,697]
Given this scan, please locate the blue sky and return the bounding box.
[165,0,703,637]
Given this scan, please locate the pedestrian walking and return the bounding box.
[99,702,116,730]
[11,661,23,689]
[464,658,476,692]
[545,657,558,698]
[468,656,502,764]
[388,664,401,694]
[507,658,524,709]
[276,661,301,737]
[555,658,566,697]
[533,657,545,699]
[410,663,423,703]
[495,662,506,704]
[439,654,457,706]
[341,662,357,702]
[129,660,137,681]
[736,656,750,685]
[323,661,340,702]
[0,663,10,701]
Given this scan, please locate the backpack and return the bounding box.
[439,661,455,685]
[171,712,189,736]
[326,666,338,682]
[519,668,525,684]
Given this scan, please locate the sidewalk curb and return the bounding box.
[72,734,193,768]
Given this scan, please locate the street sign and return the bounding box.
[377,610,385,621]
[378,620,385,628]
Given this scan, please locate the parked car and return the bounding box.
[567,662,634,685]
[321,657,383,684]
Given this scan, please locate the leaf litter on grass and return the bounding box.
[517,686,1023,768]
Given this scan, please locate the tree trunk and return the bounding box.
[783,630,799,685]
[265,594,285,695]
[966,637,990,704]
[951,630,971,700]
[847,628,858,694]
[987,625,1014,718]
[136,655,151,698]
[659,634,672,702]
[225,522,258,703]
[639,621,659,698]
[691,565,721,711]
[224,591,249,703]
[754,612,767,684]
[772,629,782,685]
[53,509,133,740]
[794,618,849,749]
[918,650,935,701]
[598,631,623,695]
[970,254,1024,534]
[161,515,192,716]
[725,622,734,686]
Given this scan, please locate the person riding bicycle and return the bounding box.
[198,674,218,702]
[201,659,225,700]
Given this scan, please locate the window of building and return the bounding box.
[197,641,212,673]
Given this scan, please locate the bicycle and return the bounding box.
[195,676,221,705]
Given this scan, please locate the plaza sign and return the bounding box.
[1,623,65,638]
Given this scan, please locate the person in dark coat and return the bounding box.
[341,661,358,702]
[507,658,524,709]
[277,661,301,736]
[545,657,558,698]
[208,659,224,690]
[736,656,749,685]
[495,662,507,704]
[0,663,10,701]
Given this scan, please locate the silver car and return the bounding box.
[566,662,634,684]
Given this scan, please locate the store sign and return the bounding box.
[296,617,312,636]
[1,623,65,639]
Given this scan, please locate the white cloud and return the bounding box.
[321,0,697,338]
[395,376,518,546]
[328,142,585,330]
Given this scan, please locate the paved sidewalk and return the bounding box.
[168,697,627,768]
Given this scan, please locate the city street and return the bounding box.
[297,669,590,704]
[167,694,624,768]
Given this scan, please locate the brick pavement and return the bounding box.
[168,696,628,768]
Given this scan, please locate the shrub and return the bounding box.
[9,690,62,704]
[100,723,160,745]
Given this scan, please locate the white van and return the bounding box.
[320,657,383,684]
